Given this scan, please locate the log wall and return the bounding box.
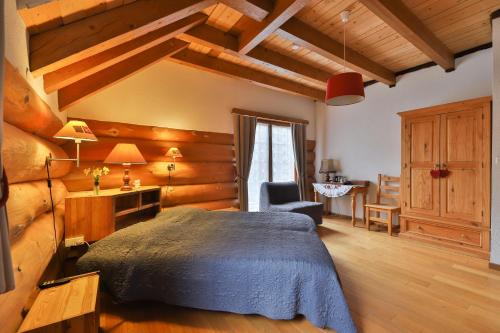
[0,60,69,333]
[63,118,317,209]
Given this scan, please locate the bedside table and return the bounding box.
[65,185,161,242]
[18,272,100,333]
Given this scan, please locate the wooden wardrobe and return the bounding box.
[399,96,491,258]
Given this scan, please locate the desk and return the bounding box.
[313,182,369,227]
[65,186,161,242]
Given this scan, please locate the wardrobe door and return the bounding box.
[402,115,440,217]
[439,108,484,224]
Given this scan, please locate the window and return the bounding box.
[247,122,295,211]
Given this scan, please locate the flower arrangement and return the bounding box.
[83,166,110,194]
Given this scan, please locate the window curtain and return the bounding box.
[291,123,307,200]
[0,0,15,294]
[233,114,257,211]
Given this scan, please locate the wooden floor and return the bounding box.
[100,217,500,333]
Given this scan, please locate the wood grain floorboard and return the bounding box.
[100,217,500,333]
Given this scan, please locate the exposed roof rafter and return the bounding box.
[58,39,189,111]
[358,0,455,71]
[169,48,325,100]
[44,13,208,93]
[181,23,331,84]
[235,0,309,54]
[29,0,217,76]
[276,17,396,85]
[219,0,274,21]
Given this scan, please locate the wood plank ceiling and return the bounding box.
[16,0,500,110]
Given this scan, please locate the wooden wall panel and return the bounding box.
[3,60,63,140]
[7,180,67,242]
[63,161,235,191]
[63,118,238,210]
[161,182,238,207]
[72,118,234,144]
[174,198,240,211]
[0,204,64,333]
[66,137,235,163]
[1,61,68,333]
[3,122,72,184]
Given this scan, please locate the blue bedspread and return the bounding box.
[76,207,356,333]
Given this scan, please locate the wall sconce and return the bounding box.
[47,120,97,167]
[45,120,97,252]
[166,147,182,172]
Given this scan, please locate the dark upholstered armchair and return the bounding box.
[259,182,324,225]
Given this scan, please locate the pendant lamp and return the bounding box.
[325,11,365,106]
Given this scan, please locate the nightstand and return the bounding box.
[65,185,161,242]
[17,272,100,333]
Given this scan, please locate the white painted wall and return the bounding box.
[491,18,500,265]
[66,60,316,139]
[316,49,493,222]
[3,1,63,120]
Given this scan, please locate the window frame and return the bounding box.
[256,119,295,183]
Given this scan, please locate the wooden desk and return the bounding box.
[313,182,369,227]
[65,186,161,242]
[18,272,100,333]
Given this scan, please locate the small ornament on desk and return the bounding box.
[334,175,348,184]
[83,166,110,195]
[133,179,141,189]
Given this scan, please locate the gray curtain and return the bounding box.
[291,123,307,201]
[233,114,257,211]
[0,0,15,294]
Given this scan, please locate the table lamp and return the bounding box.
[48,120,97,167]
[319,159,336,183]
[104,143,146,191]
[166,147,182,172]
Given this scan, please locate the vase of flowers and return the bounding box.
[83,166,110,195]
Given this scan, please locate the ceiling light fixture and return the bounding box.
[325,10,365,106]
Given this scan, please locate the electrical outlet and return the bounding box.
[65,236,85,247]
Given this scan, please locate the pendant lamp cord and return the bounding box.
[343,19,346,73]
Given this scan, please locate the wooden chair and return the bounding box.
[364,174,401,236]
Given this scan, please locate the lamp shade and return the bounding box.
[53,120,97,141]
[104,143,146,165]
[319,159,336,173]
[166,147,183,158]
[325,72,365,106]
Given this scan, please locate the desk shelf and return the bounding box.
[65,186,161,242]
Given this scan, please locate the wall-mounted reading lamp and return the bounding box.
[46,120,97,252]
[166,147,182,172]
[47,120,98,167]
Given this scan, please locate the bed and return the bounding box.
[76,207,356,333]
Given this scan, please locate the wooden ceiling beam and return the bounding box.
[58,39,189,111]
[219,0,273,21]
[181,24,331,84]
[277,17,396,85]
[358,0,454,71]
[29,0,216,76]
[169,48,325,100]
[236,0,309,54]
[43,13,207,93]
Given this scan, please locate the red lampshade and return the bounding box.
[104,143,146,165]
[325,72,365,106]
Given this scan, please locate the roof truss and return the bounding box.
[18,0,469,107]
